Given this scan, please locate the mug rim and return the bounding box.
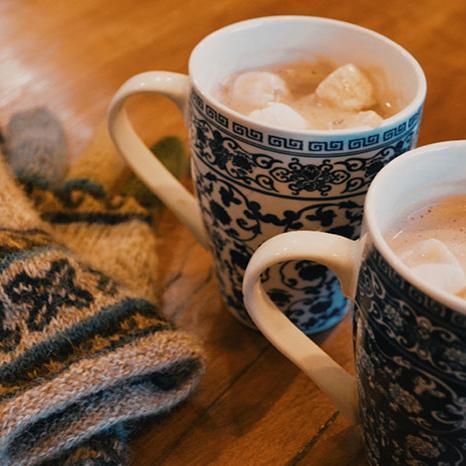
[188,15,427,137]
[365,140,466,314]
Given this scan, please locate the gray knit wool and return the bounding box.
[2,107,69,187]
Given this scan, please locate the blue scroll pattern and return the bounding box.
[189,89,422,334]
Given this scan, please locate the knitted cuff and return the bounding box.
[0,156,204,465]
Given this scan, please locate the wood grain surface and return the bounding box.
[1,1,465,464]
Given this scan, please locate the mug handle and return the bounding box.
[107,71,209,249]
[243,230,360,423]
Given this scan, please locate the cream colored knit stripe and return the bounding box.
[0,156,47,231]
[0,330,204,452]
[50,221,159,302]
[65,121,127,192]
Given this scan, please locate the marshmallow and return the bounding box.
[400,239,466,295]
[229,71,288,114]
[316,64,376,111]
[248,103,308,130]
[328,110,384,130]
[350,110,384,128]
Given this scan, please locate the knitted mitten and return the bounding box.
[0,111,204,464]
[3,112,159,302]
[0,154,204,465]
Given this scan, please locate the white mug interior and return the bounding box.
[189,15,426,135]
[365,140,466,313]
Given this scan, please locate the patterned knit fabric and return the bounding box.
[0,110,204,465]
[20,120,158,301]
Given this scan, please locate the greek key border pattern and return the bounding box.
[190,90,423,154]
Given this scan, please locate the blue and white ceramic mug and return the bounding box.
[108,16,426,334]
[243,141,466,465]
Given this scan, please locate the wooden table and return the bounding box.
[1,1,464,464]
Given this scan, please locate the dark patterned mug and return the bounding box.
[243,141,466,465]
[108,16,426,334]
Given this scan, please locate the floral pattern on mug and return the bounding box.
[190,90,423,333]
[355,246,466,465]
